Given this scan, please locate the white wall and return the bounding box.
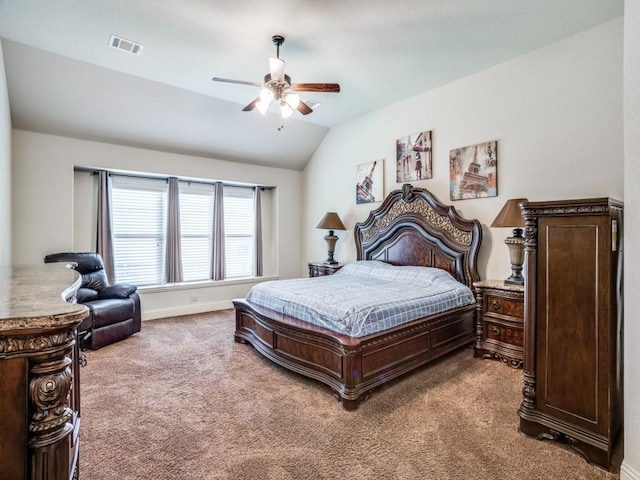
[303,18,624,282]
[622,1,640,478]
[11,130,303,318]
[304,15,640,476]
[0,40,11,266]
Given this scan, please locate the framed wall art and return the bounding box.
[356,159,384,204]
[396,130,432,182]
[449,140,497,201]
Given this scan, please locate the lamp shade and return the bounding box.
[490,198,528,228]
[316,212,346,231]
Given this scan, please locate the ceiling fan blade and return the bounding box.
[269,57,285,82]
[212,77,262,87]
[296,101,313,115]
[242,97,260,111]
[292,83,340,93]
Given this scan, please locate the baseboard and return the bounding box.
[621,461,640,480]
[142,300,234,320]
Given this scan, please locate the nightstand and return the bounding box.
[473,280,524,368]
[308,262,344,277]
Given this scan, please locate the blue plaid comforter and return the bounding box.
[245,260,475,338]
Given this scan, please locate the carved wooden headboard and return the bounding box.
[354,184,482,288]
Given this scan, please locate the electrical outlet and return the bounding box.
[190,295,199,303]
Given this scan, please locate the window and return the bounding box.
[107,174,259,286]
[111,176,167,286]
[224,186,256,278]
[179,182,214,282]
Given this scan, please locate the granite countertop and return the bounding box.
[0,264,89,331]
[472,279,525,292]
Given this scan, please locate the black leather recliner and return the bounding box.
[44,252,141,350]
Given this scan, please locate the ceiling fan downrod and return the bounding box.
[272,35,285,59]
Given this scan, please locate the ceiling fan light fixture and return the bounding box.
[269,57,286,82]
[256,102,268,115]
[286,93,300,109]
[256,101,269,115]
[280,102,293,118]
[259,88,273,103]
[256,88,273,115]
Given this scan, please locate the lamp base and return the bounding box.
[324,232,338,265]
[504,264,524,285]
[503,235,525,285]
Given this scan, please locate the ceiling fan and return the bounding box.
[212,35,340,118]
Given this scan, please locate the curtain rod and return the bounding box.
[75,166,274,190]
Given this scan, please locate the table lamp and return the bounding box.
[491,198,528,285]
[316,212,346,264]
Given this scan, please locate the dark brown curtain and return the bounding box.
[96,170,115,283]
[211,182,225,280]
[164,177,183,283]
[254,187,263,277]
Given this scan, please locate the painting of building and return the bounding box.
[449,141,497,200]
[396,131,432,182]
[356,160,384,204]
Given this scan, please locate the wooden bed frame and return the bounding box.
[233,184,482,410]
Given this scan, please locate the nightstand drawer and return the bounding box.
[485,294,523,319]
[473,280,525,368]
[485,321,524,347]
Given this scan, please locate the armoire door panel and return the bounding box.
[540,222,599,423]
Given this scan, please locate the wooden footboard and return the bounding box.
[234,184,482,410]
[234,298,475,410]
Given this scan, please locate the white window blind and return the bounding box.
[111,176,167,286]
[224,186,255,278]
[106,173,262,287]
[179,181,214,282]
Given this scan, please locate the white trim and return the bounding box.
[141,300,233,321]
[621,462,640,480]
[139,275,278,294]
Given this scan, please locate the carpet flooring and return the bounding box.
[79,310,622,479]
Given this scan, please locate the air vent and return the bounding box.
[109,34,143,55]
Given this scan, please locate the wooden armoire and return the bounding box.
[517,197,623,470]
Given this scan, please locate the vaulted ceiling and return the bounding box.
[0,0,623,170]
